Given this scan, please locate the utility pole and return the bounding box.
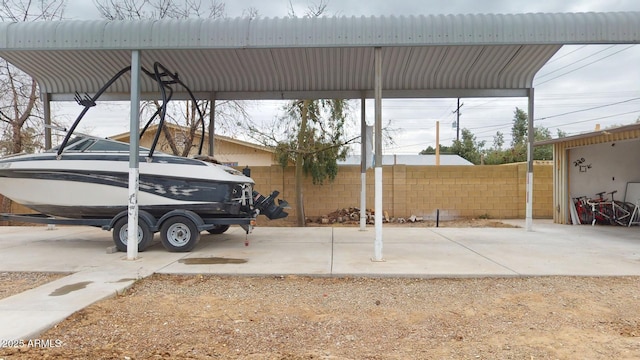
[453,98,463,141]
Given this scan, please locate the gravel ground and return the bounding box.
[1,275,640,359]
[0,272,67,300]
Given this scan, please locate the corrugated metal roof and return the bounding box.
[0,12,637,99]
[535,123,640,147]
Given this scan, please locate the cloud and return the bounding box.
[58,0,640,154]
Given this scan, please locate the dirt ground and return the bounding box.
[2,220,640,360]
[262,217,520,228]
[1,275,640,360]
[0,272,67,300]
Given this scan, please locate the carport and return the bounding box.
[0,12,638,259]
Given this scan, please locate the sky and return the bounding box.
[56,0,640,154]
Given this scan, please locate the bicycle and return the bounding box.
[586,190,635,226]
[572,196,593,225]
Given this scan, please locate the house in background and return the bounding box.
[110,123,276,167]
[109,124,474,168]
[338,154,474,166]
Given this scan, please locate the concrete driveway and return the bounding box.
[0,220,639,340]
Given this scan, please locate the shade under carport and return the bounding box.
[0,12,638,260]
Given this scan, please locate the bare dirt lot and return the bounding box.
[1,275,639,359]
[2,220,639,360]
[0,272,67,300]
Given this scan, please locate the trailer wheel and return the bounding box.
[112,217,153,252]
[206,224,230,234]
[160,216,200,252]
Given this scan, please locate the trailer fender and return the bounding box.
[105,210,158,232]
[158,209,206,231]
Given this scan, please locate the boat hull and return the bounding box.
[0,153,254,219]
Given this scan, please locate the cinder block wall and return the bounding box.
[0,163,553,225]
[251,163,553,224]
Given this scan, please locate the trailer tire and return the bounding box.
[160,216,200,252]
[206,224,230,234]
[112,217,153,252]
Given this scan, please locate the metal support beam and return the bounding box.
[127,50,141,260]
[373,47,384,261]
[360,93,367,231]
[526,88,534,231]
[42,92,52,150]
[208,92,216,156]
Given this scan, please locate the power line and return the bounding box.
[552,109,640,128]
[535,45,635,86]
[536,97,640,121]
[543,45,588,65]
[535,45,615,79]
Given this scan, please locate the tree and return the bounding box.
[0,0,66,218]
[268,99,355,226]
[95,0,225,20]
[556,129,567,138]
[493,131,504,150]
[265,0,358,227]
[419,144,453,155]
[451,128,485,165]
[533,125,553,161]
[94,0,249,156]
[511,107,528,147]
[0,1,66,155]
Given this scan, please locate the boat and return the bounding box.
[0,134,287,220]
[0,62,288,223]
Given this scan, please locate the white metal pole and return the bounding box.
[127,50,141,260]
[208,92,216,156]
[435,121,440,166]
[526,88,534,231]
[42,92,52,150]
[360,93,367,231]
[373,47,384,261]
[42,92,55,230]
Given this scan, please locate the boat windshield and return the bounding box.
[50,136,151,153]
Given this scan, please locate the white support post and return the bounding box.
[42,92,55,230]
[526,88,534,231]
[127,50,141,260]
[360,93,367,231]
[373,47,384,261]
[208,92,216,156]
[42,92,52,150]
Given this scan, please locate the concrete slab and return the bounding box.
[0,221,639,341]
[157,227,333,275]
[435,222,640,276]
[332,227,515,276]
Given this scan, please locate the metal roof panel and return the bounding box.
[0,12,636,98]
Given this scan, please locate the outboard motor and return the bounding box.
[253,190,289,220]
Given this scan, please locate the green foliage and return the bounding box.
[533,125,553,161]
[422,106,563,165]
[511,107,528,147]
[493,131,504,150]
[485,109,557,163]
[419,144,454,154]
[450,128,485,165]
[274,99,351,185]
[556,129,567,138]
